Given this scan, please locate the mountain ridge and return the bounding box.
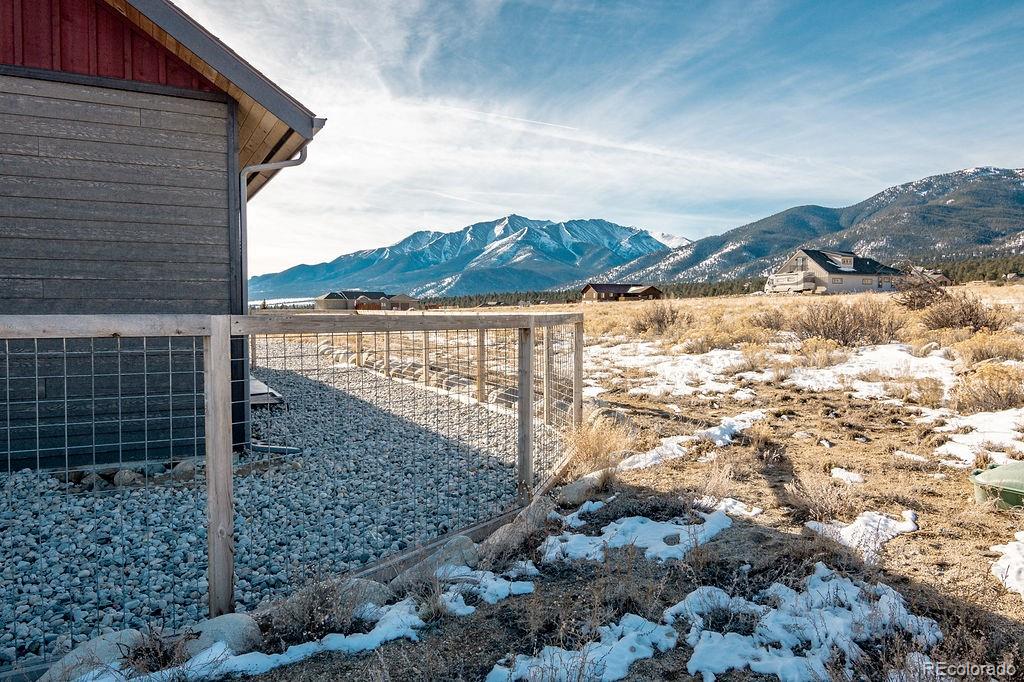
[249,215,673,299]
[250,167,1024,299]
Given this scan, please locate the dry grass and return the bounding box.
[789,298,905,346]
[258,577,381,653]
[793,336,849,368]
[122,629,194,679]
[785,476,855,523]
[951,330,1024,365]
[921,293,1011,331]
[628,301,689,335]
[564,418,633,480]
[950,364,1024,414]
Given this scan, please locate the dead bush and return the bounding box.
[950,365,1024,414]
[920,294,1011,332]
[748,307,789,331]
[261,577,379,651]
[789,298,904,346]
[793,337,848,368]
[628,301,686,335]
[884,376,945,408]
[952,330,1024,365]
[785,476,854,523]
[565,419,633,480]
[122,629,194,678]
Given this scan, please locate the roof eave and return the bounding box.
[130,0,321,141]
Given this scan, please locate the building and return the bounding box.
[314,291,421,311]
[581,283,664,302]
[0,0,322,466]
[764,249,902,294]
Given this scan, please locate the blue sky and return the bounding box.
[176,0,1024,274]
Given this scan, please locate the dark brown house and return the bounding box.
[581,283,664,302]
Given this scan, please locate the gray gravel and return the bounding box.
[1,338,566,667]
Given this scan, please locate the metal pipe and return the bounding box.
[238,144,309,453]
[239,144,309,309]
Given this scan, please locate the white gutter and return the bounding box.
[238,145,309,309]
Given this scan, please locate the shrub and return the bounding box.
[628,301,685,335]
[748,307,789,331]
[789,299,904,346]
[262,577,379,651]
[950,365,1024,414]
[566,416,633,480]
[793,337,848,368]
[920,294,1010,332]
[951,330,1024,365]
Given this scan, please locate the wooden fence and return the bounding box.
[0,311,584,630]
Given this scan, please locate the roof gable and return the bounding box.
[583,282,654,294]
[1,0,219,92]
[799,249,901,276]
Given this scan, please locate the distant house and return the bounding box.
[908,267,952,286]
[314,291,420,311]
[581,283,664,302]
[764,249,902,294]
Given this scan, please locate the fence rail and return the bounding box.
[0,311,583,673]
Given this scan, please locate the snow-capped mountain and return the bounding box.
[647,231,693,249]
[595,167,1024,284]
[249,215,671,299]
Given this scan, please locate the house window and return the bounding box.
[862,278,873,285]
[831,277,843,284]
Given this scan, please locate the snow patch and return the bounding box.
[933,408,1024,466]
[830,467,865,485]
[485,613,677,682]
[540,511,732,563]
[666,562,942,682]
[806,510,918,563]
[991,531,1024,602]
[617,410,765,471]
[696,496,763,517]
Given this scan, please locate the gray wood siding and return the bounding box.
[0,74,232,315]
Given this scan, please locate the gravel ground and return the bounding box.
[0,338,567,668]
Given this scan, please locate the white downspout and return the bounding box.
[237,144,309,450]
[238,144,309,310]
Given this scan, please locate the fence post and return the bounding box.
[384,331,391,376]
[204,315,235,617]
[543,326,553,425]
[476,328,486,402]
[573,319,584,428]
[517,325,534,503]
[422,330,430,384]
[356,332,364,367]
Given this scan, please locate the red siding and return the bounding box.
[0,0,219,92]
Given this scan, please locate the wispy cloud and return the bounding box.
[174,0,1024,274]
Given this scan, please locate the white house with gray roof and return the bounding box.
[764,249,903,294]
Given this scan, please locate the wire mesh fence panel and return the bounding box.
[531,324,576,485]
[0,336,207,672]
[0,313,583,673]
[234,327,531,611]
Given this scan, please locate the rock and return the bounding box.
[557,470,609,507]
[516,496,555,532]
[80,473,110,493]
[39,629,142,682]
[586,407,632,432]
[171,460,196,482]
[337,578,392,607]
[478,521,529,564]
[389,535,478,592]
[113,469,142,487]
[182,613,262,659]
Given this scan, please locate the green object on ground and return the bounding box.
[970,461,1024,509]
